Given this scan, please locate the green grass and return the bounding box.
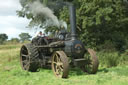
[97,51,128,67]
[0,45,128,85]
[0,44,22,50]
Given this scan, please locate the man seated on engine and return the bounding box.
[37,31,45,37]
[32,31,48,45]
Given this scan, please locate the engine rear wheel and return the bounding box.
[51,51,69,78]
[81,48,99,74]
[20,43,39,72]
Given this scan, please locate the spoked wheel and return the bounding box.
[51,51,69,78]
[81,48,99,74]
[20,44,39,72]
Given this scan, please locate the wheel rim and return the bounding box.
[20,45,30,70]
[52,51,69,78]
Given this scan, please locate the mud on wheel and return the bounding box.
[51,51,69,78]
[81,48,99,74]
[20,43,39,72]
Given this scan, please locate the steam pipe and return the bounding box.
[69,4,77,40]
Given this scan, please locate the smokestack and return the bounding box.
[69,4,77,40]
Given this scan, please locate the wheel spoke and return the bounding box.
[58,58,61,62]
[55,65,59,74]
[56,55,58,62]
[88,60,93,65]
[56,54,60,62]
[24,62,29,69]
[22,54,29,57]
[53,61,57,64]
[59,62,63,66]
[22,60,28,64]
[58,66,63,77]
[58,68,61,75]
[59,66,63,72]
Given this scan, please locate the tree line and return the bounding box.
[0,33,32,45]
[17,0,128,52]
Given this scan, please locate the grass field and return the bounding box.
[0,44,128,85]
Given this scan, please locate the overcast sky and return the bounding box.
[0,0,42,40]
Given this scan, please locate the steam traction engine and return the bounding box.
[20,4,99,78]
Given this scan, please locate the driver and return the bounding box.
[58,25,67,40]
[32,31,47,45]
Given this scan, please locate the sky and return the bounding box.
[0,0,43,40]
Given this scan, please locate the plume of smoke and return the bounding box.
[28,1,60,27]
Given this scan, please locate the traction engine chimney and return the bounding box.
[69,4,77,40]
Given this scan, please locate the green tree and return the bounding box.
[6,38,20,44]
[19,33,32,42]
[10,38,20,43]
[60,0,128,50]
[0,34,8,44]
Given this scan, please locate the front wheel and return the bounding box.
[51,51,69,78]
